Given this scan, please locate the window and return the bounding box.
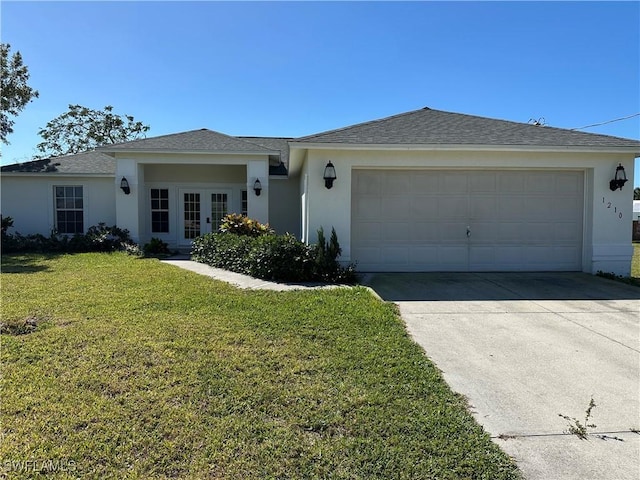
[211,193,228,225]
[54,186,84,234]
[150,189,169,233]
[241,190,248,216]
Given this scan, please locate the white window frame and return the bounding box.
[53,185,85,234]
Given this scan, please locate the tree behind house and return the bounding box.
[0,43,39,146]
[37,104,150,157]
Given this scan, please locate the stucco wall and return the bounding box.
[268,176,300,237]
[145,164,245,183]
[301,148,636,275]
[1,175,116,235]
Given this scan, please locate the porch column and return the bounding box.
[247,160,269,224]
[115,158,142,243]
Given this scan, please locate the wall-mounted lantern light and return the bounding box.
[323,161,337,189]
[609,163,628,191]
[253,178,262,196]
[120,177,131,195]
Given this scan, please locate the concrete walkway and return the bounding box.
[362,272,640,480]
[160,255,341,291]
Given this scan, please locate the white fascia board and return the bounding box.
[288,142,640,155]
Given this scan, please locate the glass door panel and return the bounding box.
[183,192,201,239]
[210,193,228,229]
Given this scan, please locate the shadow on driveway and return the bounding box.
[361,272,640,301]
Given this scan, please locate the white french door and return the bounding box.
[179,189,230,245]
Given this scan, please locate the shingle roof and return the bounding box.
[101,128,279,154]
[1,151,115,174]
[294,107,640,149]
[238,136,292,169]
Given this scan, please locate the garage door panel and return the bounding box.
[381,246,409,265]
[385,172,413,194]
[414,223,440,242]
[498,173,526,193]
[354,197,381,220]
[497,223,524,242]
[411,198,438,218]
[526,197,557,220]
[442,174,469,194]
[413,246,440,263]
[470,246,495,265]
[556,198,583,220]
[351,170,583,272]
[439,222,468,243]
[353,222,382,244]
[469,173,497,193]
[381,197,412,218]
[526,173,556,193]
[555,223,582,242]
[556,174,582,193]
[354,172,383,195]
[470,196,497,220]
[383,223,411,243]
[498,196,525,220]
[521,223,554,243]
[438,196,467,218]
[411,172,440,193]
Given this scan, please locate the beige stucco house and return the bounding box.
[2,107,639,275]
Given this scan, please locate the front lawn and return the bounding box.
[1,253,520,479]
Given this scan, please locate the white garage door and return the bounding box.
[351,170,584,272]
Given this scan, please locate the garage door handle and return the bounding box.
[466,226,471,238]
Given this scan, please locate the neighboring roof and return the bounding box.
[100,128,279,154]
[294,107,640,150]
[0,151,115,174]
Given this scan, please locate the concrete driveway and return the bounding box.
[363,272,640,480]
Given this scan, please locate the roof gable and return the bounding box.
[294,107,640,149]
[100,128,279,154]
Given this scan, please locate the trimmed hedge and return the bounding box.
[191,228,357,284]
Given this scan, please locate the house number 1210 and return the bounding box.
[603,197,623,219]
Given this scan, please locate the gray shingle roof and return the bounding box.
[238,136,292,170]
[100,128,279,154]
[294,107,640,149]
[1,151,115,174]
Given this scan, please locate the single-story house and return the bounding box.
[2,107,639,275]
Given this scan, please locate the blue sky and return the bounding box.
[2,1,639,185]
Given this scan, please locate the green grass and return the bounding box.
[1,253,520,479]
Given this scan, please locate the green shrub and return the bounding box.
[191,220,357,284]
[218,213,274,237]
[85,223,133,252]
[0,222,137,254]
[191,233,254,274]
[143,237,170,256]
[247,234,316,281]
[1,215,14,236]
[315,226,343,282]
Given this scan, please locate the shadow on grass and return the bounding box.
[1,254,56,273]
